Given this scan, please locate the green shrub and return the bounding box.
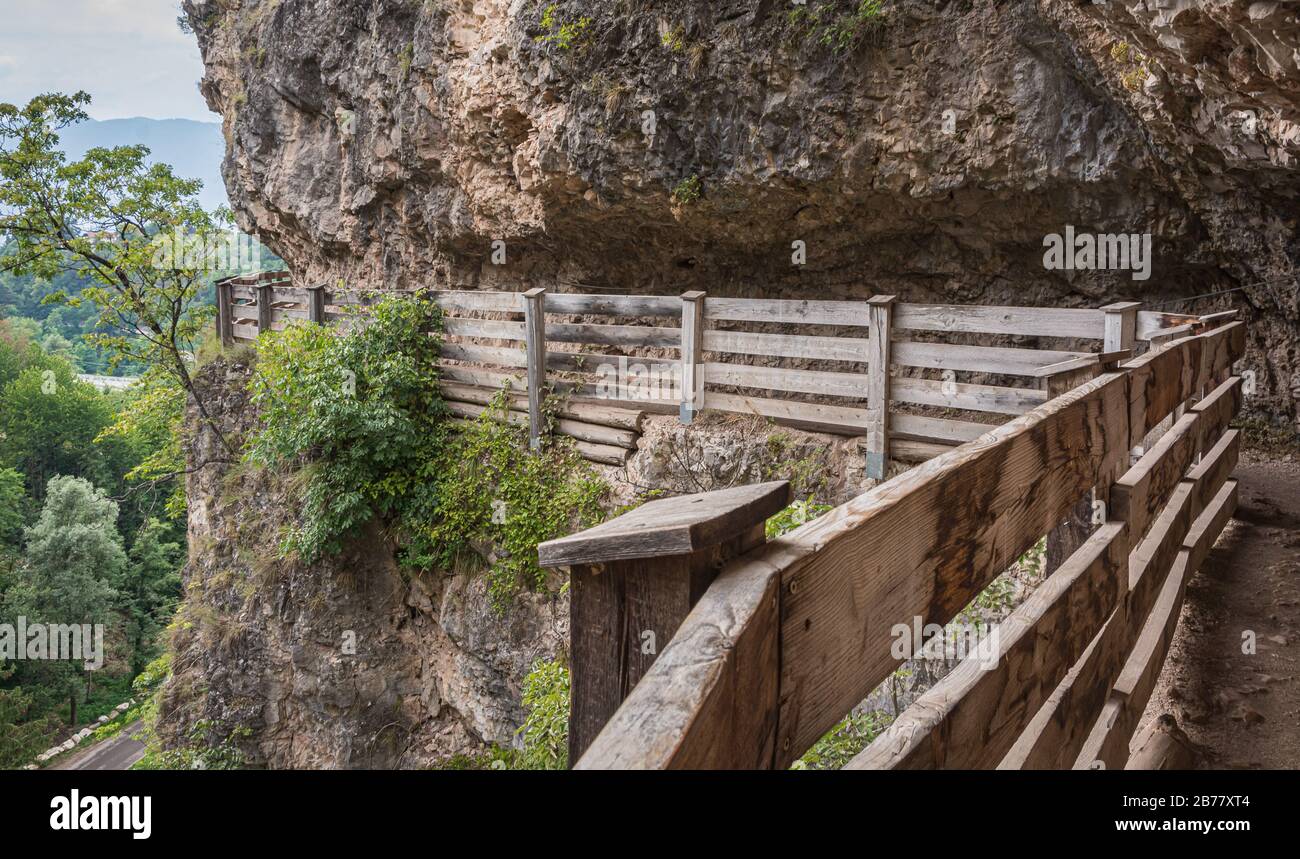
[671,175,702,205]
[428,392,607,607]
[766,498,834,539]
[247,294,448,562]
[515,658,569,769]
[793,709,893,769]
[535,4,593,52]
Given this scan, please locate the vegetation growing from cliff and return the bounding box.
[516,658,569,769]
[428,392,607,608]
[248,293,448,563]
[787,0,887,54]
[248,296,607,607]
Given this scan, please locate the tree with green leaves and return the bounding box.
[0,663,53,769]
[7,475,123,726]
[116,517,182,676]
[0,92,234,457]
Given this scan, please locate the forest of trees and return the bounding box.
[0,90,274,767]
[0,322,184,766]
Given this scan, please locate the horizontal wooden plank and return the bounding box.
[703,362,865,400]
[571,439,634,466]
[547,351,679,375]
[702,297,871,327]
[890,413,991,445]
[703,329,870,362]
[442,400,638,448]
[231,322,259,340]
[1000,427,1239,770]
[703,392,869,434]
[539,481,792,567]
[890,439,958,463]
[542,293,681,317]
[1075,480,1238,770]
[893,341,1085,376]
[437,364,527,390]
[432,290,522,313]
[439,343,528,368]
[438,382,645,431]
[892,377,1048,415]
[847,520,1128,769]
[548,322,680,349]
[895,304,1105,339]
[774,371,1130,765]
[441,317,526,340]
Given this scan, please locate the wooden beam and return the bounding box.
[1102,301,1141,354]
[538,481,791,567]
[539,482,790,765]
[522,288,547,449]
[846,521,1128,769]
[865,295,895,480]
[774,371,1130,765]
[216,279,233,347]
[679,291,705,424]
[894,304,1106,339]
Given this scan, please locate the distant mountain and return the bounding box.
[57,117,228,212]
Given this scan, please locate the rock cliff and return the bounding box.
[169,0,1300,765]
[184,0,1299,421]
[161,358,566,767]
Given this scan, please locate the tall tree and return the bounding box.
[0,92,235,457]
[7,475,123,726]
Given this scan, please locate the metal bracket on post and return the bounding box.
[523,288,547,450]
[679,291,706,424]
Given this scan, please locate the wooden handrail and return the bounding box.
[548,318,1245,769]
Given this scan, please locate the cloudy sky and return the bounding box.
[0,0,215,121]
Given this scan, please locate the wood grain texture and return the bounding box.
[538,481,791,568]
[1074,480,1237,770]
[705,329,870,362]
[703,297,870,326]
[773,371,1130,765]
[541,293,680,317]
[892,377,1048,415]
[702,362,866,399]
[895,304,1105,339]
[846,521,1127,770]
[1001,427,1238,769]
[893,341,1085,376]
[438,382,645,431]
[865,296,894,480]
[575,538,785,769]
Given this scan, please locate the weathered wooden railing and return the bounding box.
[536,314,1245,769]
[215,271,1196,476]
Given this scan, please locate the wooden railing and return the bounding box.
[536,314,1246,769]
[214,271,1197,476]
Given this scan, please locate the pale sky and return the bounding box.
[0,0,216,121]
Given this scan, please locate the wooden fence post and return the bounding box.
[523,288,547,449]
[1102,301,1140,354]
[865,295,896,481]
[679,291,706,424]
[307,285,326,324]
[256,283,273,337]
[216,279,233,347]
[537,480,791,766]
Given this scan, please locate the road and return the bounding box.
[52,721,146,771]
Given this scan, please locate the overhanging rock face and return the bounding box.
[184,0,1299,423]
